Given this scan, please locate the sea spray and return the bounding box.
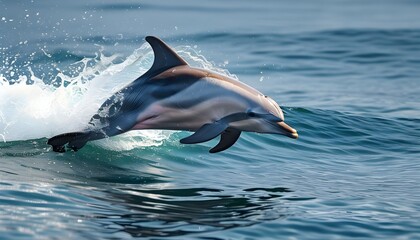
[0,42,236,150]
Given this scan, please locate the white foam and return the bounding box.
[0,42,236,150]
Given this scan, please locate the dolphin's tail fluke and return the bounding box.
[48,131,96,152]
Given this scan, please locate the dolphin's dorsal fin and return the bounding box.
[145,36,188,75]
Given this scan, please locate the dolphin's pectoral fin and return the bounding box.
[209,128,241,153]
[180,122,228,144]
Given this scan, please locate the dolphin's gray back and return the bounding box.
[150,66,263,108]
[88,34,266,135]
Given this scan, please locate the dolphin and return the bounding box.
[48,36,298,153]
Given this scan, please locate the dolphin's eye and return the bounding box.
[248,112,256,117]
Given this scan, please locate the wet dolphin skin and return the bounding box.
[48,36,298,153]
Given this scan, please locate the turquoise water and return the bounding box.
[1,0,420,239]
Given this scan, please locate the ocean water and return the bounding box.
[1,0,420,239]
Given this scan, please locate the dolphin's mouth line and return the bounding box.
[266,120,299,139]
[277,121,298,139]
[265,119,298,139]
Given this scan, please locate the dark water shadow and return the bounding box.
[84,186,292,238]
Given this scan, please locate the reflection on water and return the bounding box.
[89,187,292,238]
[0,145,295,238]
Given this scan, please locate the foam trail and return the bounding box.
[0,42,236,150]
[0,43,151,143]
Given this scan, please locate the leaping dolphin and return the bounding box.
[48,36,298,153]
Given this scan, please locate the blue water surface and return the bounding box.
[1,0,420,239]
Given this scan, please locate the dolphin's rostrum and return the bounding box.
[48,36,298,153]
